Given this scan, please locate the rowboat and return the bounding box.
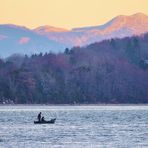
[34,118,56,124]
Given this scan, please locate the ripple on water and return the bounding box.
[0,105,148,148]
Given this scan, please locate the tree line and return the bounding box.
[0,33,148,104]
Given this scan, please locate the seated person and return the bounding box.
[41,116,45,122]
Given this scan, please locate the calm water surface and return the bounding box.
[0,105,148,148]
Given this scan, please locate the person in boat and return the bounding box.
[37,112,42,122]
[41,116,45,122]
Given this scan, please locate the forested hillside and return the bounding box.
[0,34,148,104]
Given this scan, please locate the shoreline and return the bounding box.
[0,103,148,106]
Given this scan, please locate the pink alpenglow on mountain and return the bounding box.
[105,13,148,35]
[34,13,148,46]
[1,13,148,57]
[34,25,69,34]
[19,37,30,44]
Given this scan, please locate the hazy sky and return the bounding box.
[0,0,147,29]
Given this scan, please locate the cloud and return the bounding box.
[0,35,7,40]
[19,37,30,44]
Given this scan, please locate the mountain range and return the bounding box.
[0,13,148,57]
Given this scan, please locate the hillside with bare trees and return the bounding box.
[0,34,148,104]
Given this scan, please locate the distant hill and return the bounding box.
[0,24,66,58]
[0,33,148,104]
[1,13,148,57]
[34,13,148,46]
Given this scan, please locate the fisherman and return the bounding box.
[37,112,42,122]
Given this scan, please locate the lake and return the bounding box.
[0,105,148,148]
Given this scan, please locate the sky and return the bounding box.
[0,0,148,29]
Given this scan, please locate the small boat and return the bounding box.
[34,118,56,124]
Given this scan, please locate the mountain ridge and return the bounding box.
[0,13,148,57]
[33,13,148,45]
